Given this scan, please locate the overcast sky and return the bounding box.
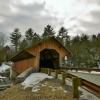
[0,0,100,37]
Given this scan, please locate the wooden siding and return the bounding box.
[27,39,68,68]
[13,38,70,74]
[13,58,35,74]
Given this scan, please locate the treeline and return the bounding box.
[10,25,70,52]
[70,34,100,68]
[0,25,100,68]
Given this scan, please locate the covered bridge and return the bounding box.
[10,37,71,74]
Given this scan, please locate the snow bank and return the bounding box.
[77,71,89,73]
[21,73,53,89]
[65,79,100,100]
[79,87,100,100]
[0,75,6,79]
[91,71,100,74]
[16,67,34,83]
[0,63,10,73]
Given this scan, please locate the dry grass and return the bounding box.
[0,79,73,100]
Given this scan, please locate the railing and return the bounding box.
[40,68,100,98]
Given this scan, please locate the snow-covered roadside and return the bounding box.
[21,72,100,99]
[91,71,100,74]
[65,79,100,100]
[21,73,53,89]
[79,87,100,100]
[0,63,10,73]
[68,70,100,74]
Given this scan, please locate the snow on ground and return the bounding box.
[21,73,53,89]
[0,75,6,79]
[65,78,100,100]
[77,71,89,73]
[21,72,100,99]
[70,70,100,74]
[79,87,100,100]
[91,71,100,74]
[0,63,10,73]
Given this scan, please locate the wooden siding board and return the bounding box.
[13,58,35,74]
[26,39,67,68]
[12,37,70,74]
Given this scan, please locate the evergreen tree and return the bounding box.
[0,33,8,62]
[25,28,34,40]
[42,25,55,38]
[58,27,70,47]
[25,28,34,47]
[3,45,11,60]
[19,39,28,51]
[92,34,97,41]
[32,33,41,44]
[71,35,80,44]
[0,32,6,47]
[58,27,68,37]
[10,28,21,52]
[97,33,100,39]
[80,34,89,42]
[97,33,100,47]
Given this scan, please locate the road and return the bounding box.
[68,71,100,86]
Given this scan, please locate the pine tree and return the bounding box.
[10,28,21,52]
[80,34,89,42]
[71,35,80,44]
[25,28,34,47]
[42,25,55,38]
[58,27,70,47]
[58,27,67,37]
[19,39,28,51]
[25,28,34,40]
[32,33,41,44]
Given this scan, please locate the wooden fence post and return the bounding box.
[99,91,100,98]
[48,68,51,75]
[72,77,79,98]
[62,72,66,85]
[55,70,58,78]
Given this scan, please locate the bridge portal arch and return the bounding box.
[39,48,59,69]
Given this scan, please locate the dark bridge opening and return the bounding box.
[39,49,59,69]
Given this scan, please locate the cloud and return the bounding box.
[84,0,100,5]
[72,9,100,35]
[0,0,100,37]
[64,0,100,35]
[0,0,62,36]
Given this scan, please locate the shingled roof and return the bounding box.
[10,51,35,62]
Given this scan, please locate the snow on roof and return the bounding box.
[0,63,10,73]
[21,73,53,89]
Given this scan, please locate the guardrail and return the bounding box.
[67,72,100,97]
[40,68,100,98]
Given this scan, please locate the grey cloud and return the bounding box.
[90,10,100,22]
[74,8,100,34]
[0,1,62,36]
[85,0,100,5]
[67,0,100,35]
[0,0,100,37]
[77,20,100,34]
